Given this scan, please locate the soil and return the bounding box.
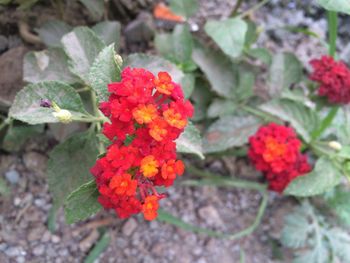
[0,0,342,262]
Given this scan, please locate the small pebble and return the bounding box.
[5,170,20,184]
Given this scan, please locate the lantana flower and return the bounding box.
[310,55,350,104]
[91,68,193,220]
[248,123,311,193]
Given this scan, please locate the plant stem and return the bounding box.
[76,87,90,93]
[72,116,107,123]
[0,117,11,132]
[311,106,339,141]
[231,0,244,17]
[240,104,281,123]
[238,0,270,19]
[327,11,338,57]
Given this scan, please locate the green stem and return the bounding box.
[76,87,90,93]
[230,0,244,17]
[327,11,338,57]
[311,107,339,140]
[0,117,11,132]
[72,116,107,123]
[240,104,281,123]
[238,0,270,19]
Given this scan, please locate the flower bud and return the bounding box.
[115,54,123,68]
[328,141,342,151]
[53,109,72,124]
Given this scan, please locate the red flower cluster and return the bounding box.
[310,55,350,104]
[248,123,311,193]
[91,67,193,220]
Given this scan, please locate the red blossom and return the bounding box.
[310,55,350,104]
[90,67,193,220]
[248,123,311,193]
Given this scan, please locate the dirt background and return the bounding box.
[0,0,348,262]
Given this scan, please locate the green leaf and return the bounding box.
[79,0,104,20]
[92,21,121,47]
[236,67,255,101]
[0,177,10,196]
[207,99,237,118]
[247,48,272,65]
[2,124,43,152]
[88,44,120,103]
[181,73,195,98]
[326,188,350,225]
[23,48,80,84]
[9,81,87,125]
[244,20,258,49]
[169,0,198,18]
[260,99,319,143]
[61,27,105,81]
[317,0,350,15]
[284,157,342,197]
[192,41,237,99]
[203,115,260,153]
[268,52,302,98]
[35,20,72,48]
[176,122,204,159]
[204,18,248,59]
[327,228,350,262]
[124,53,192,95]
[47,131,99,209]
[64,180,102,224]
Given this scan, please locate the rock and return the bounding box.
[0,35,8,54]
[28,225,45,241]
[5,169,20,184]
[122,218,138,236]
[32,245,45,256]
[23,152,47,176]
[0,253,9,263]
[41,230,51,243]
[5,246,21,257]
[0,46,27,108]
[51,235,61,243]
[16,256,25,263]
[198,205,224,227]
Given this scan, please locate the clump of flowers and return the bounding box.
[90,67,193,220]
[310,55,350,104]
[248,123,311,193]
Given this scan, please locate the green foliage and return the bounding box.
[175,122,204,159]
[207,99,237,118]
[79,0,104,20]
[281,201,350,263]
[47,131,99,210]
[92,21,121,47]
[268,52,302,98]
[284,157,342,197]
[35,20,72,48]
[9,81,87,125]
[61,27,105,81]
[317,0,350,15]
[88,44,120,103]
[204,18,248,59]
[0,177,10,196]
[169,0,198,18]
[203,115,260,153]
[247,48,272,65]
[260,99,320,143]
[64,180,102,224]
[23,48,80,84]
[326,187,350,225]
[84,232,110,263]
[2,124,43,152]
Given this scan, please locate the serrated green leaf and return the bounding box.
[284,157,342,197]
[64,180,102,224]
[61,27,105,81]
[9,81,87,125]
[192,42,237,99]
[88,44,120,103]
[2,124,43,152]
[203,115,260,153]
[176,122,204,159]
[317,0,350,15]
[207,99,237,118]
[205,18,247,59]
[48,131,99,209]
[92,21,121,47]
[23,48,80,84]
[327,228,350,262]
[260,99,319,142]
[247,48,272,65]
[326,188,350,225]
[79,0,104,20]
[35,20,72,48]
[268,52,302,98]
[169,0,198,18]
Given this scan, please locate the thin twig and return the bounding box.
[18,20,42,45]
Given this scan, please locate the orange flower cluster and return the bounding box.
[91,67,193,220]
[248,123,311,193]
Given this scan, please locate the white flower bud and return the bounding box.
[328,141,342,151]
[115,54,123,68]
[53,109,72,124]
